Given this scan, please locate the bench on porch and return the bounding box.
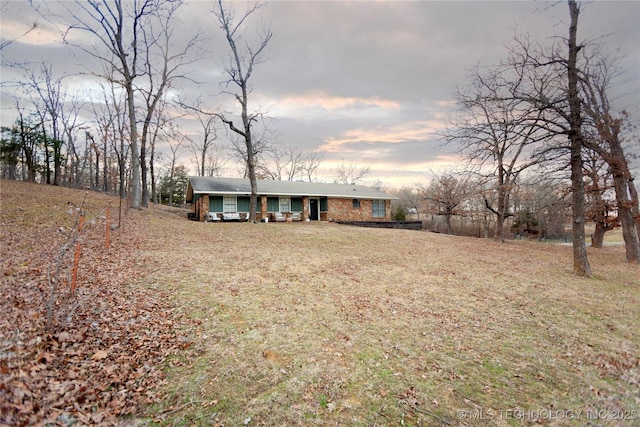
[222,213,243,221]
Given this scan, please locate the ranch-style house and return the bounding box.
[186,176,397,223]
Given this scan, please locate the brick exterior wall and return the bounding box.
[192,194,210,222]
[327,198,390,221]
[193,194,390,222]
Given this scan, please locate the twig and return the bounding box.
[45,191,89,331]
[157,400,207,417]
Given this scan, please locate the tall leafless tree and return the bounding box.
[160,122,187,207]
[499,1,592,274]
[25,64,67,185]
[448,65,550,242]
[258,145,307,181]
[64,0,176,209]
[583,146,617,248]
[579,58,640,262]
[213,0,272,222]
[187,108,220,177]
[138,1,201,207]
[565,0,592,275]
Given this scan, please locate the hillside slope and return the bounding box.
[1,180,195,425]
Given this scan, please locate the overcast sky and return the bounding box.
[1,1,639,187]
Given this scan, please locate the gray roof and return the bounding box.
[187,176,397,202]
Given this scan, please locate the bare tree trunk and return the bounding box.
[214,0,271,223]
[567,0,591,276]
[150,142,158,204]
[591,224,605,248]
[126,87,141,209]
[495,185,508,243]
[613,173,640,262]
[630,178,640,241]
[445,213,453,235]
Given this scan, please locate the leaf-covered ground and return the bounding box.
[1,180,195,425]
[2,181,639,426]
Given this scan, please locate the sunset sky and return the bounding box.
[1,1,639,187]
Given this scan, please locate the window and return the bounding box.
[291,197,303,212]
[237,196,250,212]
[372,200,385,218]
[352,199,360,208]
[209,196,223,212]
[320,197,328,212]
[279,197,291,212]
[267,197,279,212]
[223,196,237,213]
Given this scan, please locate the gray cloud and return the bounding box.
[1,1,638,186]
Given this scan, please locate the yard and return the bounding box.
[1,181,638,426]
[138,203,639,425]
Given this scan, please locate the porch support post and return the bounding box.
[260,195,268,221]
[303,196,309,221]
[200,194,209,222]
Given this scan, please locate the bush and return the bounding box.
[392,205,407,221]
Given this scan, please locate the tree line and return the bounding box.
[392,1,639,272]
[1,0,312,212]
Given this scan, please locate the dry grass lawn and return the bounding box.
[2,181,638,426]
[137,202,640,426]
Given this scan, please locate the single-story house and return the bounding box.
[186,176,398,222]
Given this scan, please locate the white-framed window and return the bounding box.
[352,199,360,208]
[223,196,237,213]
[279,197,291,212]
[372,200,385,218]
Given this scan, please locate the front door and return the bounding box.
[309,198,319,220]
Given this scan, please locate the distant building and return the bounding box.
[186,176,397,222]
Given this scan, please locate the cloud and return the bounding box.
[1,0,638,188]
[263,91,399,123]
[320,120,443,153]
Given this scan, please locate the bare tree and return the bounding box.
[58,94,84,187]
[565,0,592,275]
[161,122,187,207]
[511,175,571,240]
[25,64,68,185]
[421,171,474,235]
[336,159,370,185]
[580,58,640,262]
[300,151,322,182]
[583,147,617,248]
[448,64,551,241]
[64,0,176,209]
[498,1,592,274]
[11,102,39,182]
[396,186,425,221]
[258,145,307,181]
[213,0,273,222]
[138,2,201,207]
[188,108,220,177]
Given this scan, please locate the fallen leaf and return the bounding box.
[91,350,108,360]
